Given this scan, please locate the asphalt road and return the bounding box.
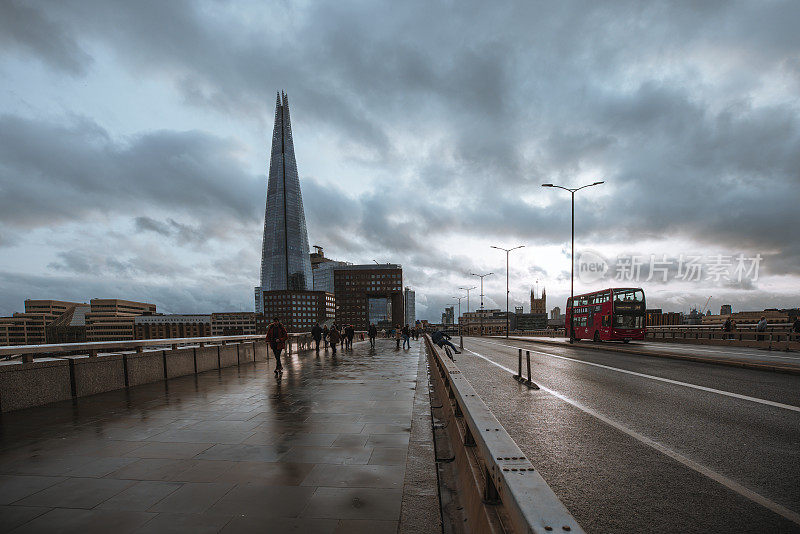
[455,336,800,534]
[507,336,800,370]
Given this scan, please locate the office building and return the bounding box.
[334,264,403,329]
[551,306,561,320]
[720,304,732,316]
[0,314,47,346]
[24,300,87,322]
[260,290,335,332]
[310,247,351,293]
[256,91,313,312]
[515,313,547,331]
[46,304,91,343]
[460,309,515,335]
[404,287,416,326]
[211,312,257,336]
[134,314,211,339]
[442,306,454,326]
[514,306,524,315]
[85,299,157,342]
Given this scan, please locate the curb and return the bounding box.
[487,336,800,376]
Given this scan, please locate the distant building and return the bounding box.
[256,92,313,313]
[720,304,732,316]
[24,300,87,322]
[442,306,454,326]
[85,299,157,342]
[531,287,546,314]
[550,306,561,320]
[134,314,211,339]
[514,306,524,315]
[0,313,47,346]
[515,313,548,331]
[46,304,91,343]
[211,312,256,336]
[646,309,682,326]
[404,287,416,326]
[460,309,515,335]
[334,264,403,330]
[309,246,351,293]
[260,290,335,332]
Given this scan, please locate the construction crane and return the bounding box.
[701,296,712,314]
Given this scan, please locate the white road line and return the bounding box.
[463,347,800,526]
[473,338,800,413]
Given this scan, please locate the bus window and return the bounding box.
[613,289,644,302]
[613,315,643,328]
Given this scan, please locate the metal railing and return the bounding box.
[424,334,583,534]
[0,333,316,363]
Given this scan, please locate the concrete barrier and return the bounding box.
[67,354,126,397]
[195,345,219,373]
[238,342,255,363]
[124,350,165,387]
[0,358,72,412]
[219,344,238,368]
[253,341,268,362]
[163,347,195,379]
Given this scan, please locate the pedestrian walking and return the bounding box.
[329,325,341,355]
[723,317,732,340]
[323,325,329,348]
[402,324,411,349]
[265,317,288,376]
[394,325,401,349]
[345,324,355,349]
[368,323,377,348]
[311,322,323,353]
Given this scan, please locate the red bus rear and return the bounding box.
[565,288,646,342]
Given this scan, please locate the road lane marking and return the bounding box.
[473,338,800,413]
[462,347,800,526]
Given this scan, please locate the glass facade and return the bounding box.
[259,92,313,305]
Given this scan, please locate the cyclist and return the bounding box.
[431,330,461,354]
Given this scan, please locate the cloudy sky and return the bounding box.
[1,0,799,321]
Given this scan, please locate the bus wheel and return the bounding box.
[593,331,600,342]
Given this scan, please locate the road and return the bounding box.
[454,336,800,533]
[505,336,800,371]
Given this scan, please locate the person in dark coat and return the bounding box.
[265,317,288,375]
[402,324,411,349]
[368,323,378,348]
[311,323,323,353]
[328,325,341,354]
[322,325,329,348]
[345,324,355,349]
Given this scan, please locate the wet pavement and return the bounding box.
[0,338,429,533]
[456,337,800,534]
[504,335,800,371]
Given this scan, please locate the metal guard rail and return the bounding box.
[0,333,314,362]
[424,334,583,534]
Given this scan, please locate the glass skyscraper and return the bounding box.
[257,92,313,311]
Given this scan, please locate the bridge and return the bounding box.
[0,333,798,533]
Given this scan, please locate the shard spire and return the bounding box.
[259,91,312,295]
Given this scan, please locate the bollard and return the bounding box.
[526,351,531,385]
[460,335,464,349]
[517,348,522,379]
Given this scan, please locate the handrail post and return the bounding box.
[517,348,522,378]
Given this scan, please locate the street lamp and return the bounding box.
[490,245,525,338]
[470,272,494,336]
[542,181,604,343]
[453,296,465,346]
[459,286,477,314]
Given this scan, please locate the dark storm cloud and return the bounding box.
[0,0,91,75]
[0,114,261,231]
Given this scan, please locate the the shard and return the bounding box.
[258,92,313,301]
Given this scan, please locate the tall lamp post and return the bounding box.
[490,245,525,338]
[459,286,476,314]
[453,296,465,348]
[542,181,604,343]
[470,272,494,336]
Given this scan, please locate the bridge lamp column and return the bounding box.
[541,181,604,344]
[470,272,494,336]
[490,245,525,339]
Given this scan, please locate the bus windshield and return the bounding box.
[613,289,644,302]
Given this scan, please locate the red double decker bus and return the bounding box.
[565,287,646,342]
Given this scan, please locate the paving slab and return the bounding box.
[0,339,437,532]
